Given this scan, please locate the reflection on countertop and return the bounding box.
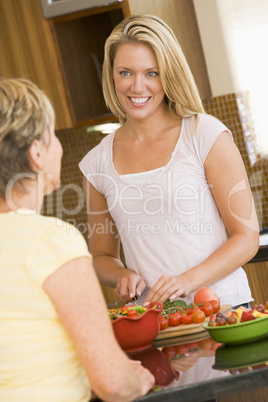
[133,334,268,401]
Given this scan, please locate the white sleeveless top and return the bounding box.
[79,114,253,306]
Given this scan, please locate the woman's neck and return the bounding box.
[0,180,44,214]
[121,109,181,142]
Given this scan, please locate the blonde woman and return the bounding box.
[80,15,259,308]
[0,77,154,401]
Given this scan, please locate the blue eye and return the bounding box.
[119,71,131,76]
[147,71,158,77]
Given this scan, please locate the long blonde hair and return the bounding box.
[0,77,55,198]
[102,14,205,124]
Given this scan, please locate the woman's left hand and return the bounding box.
[143,275,191,304]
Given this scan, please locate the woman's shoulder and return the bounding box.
[33,214,90,256]
[182,114,232,163]
[79,131,115,173]
[47,214,82,232]
[197,113,231,133]
[184,113,231,139]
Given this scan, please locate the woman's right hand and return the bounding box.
[115,271,146,303]
[130,360,155,397]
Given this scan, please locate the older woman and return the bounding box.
[0,77,154,401]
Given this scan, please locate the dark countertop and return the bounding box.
[136,367,268,401]
[130,333,268,402]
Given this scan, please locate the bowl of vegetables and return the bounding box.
[109,302,163,352]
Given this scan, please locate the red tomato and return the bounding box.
[188,306,201,315]
[210,300,220,313]
[162,346,176,359]
[198,338,213,350]
[174,344,189,355]
[183,342,199,350]
[192,310,206,323]
[181,314,193,325]
[169,313,182,327]
[200,302,214,317]
[121,305,135,314]
[127,309,138,317]
[160,316,169,330]
[194,287,220,305]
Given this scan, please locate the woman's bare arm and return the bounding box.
[145,132,259,303]
[83,177,146,302]
[43,256,154,401]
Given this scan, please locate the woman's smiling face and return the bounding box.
[113,43,166,121]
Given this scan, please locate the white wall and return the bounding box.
[194,0,268,152]
[193,0,240,97]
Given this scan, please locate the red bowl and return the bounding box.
[129,346,180,387]
[112,302,163,352]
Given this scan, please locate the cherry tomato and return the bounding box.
[198,338,213,350]
[210,340,222,351]
[174,344,189,355]
[181,314,193,325]
[200,302,214,317]
[162,346,176,359]
[184,342,199,350]
[127,309,138,317]
[194,287,220,305]
[121,305,135,314]
[169,313,182,327]
[160,316,169,330]
[210,300,220,313]
[188,306,201,315]
[192,310,206,323]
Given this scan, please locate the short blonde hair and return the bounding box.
[102,14,205,124]
[0,77,55,198]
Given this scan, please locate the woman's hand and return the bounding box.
[144,275,191,304]
[115,271,146,303]
[130,360,155,397]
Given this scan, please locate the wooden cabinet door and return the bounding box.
[0,0,131,130]
[0,0,72,130]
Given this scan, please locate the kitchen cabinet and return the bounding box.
[243,261,268,305]
[0,0,131,130]
[47,0,131,128]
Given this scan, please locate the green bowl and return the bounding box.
[213,336,268,370]
[203,315,268,345]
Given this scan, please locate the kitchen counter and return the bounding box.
[129,332,268,402]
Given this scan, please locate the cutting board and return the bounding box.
[153,330,211,349]
[155,304,232,341]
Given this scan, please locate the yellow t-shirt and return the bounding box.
[0,209,91,401]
